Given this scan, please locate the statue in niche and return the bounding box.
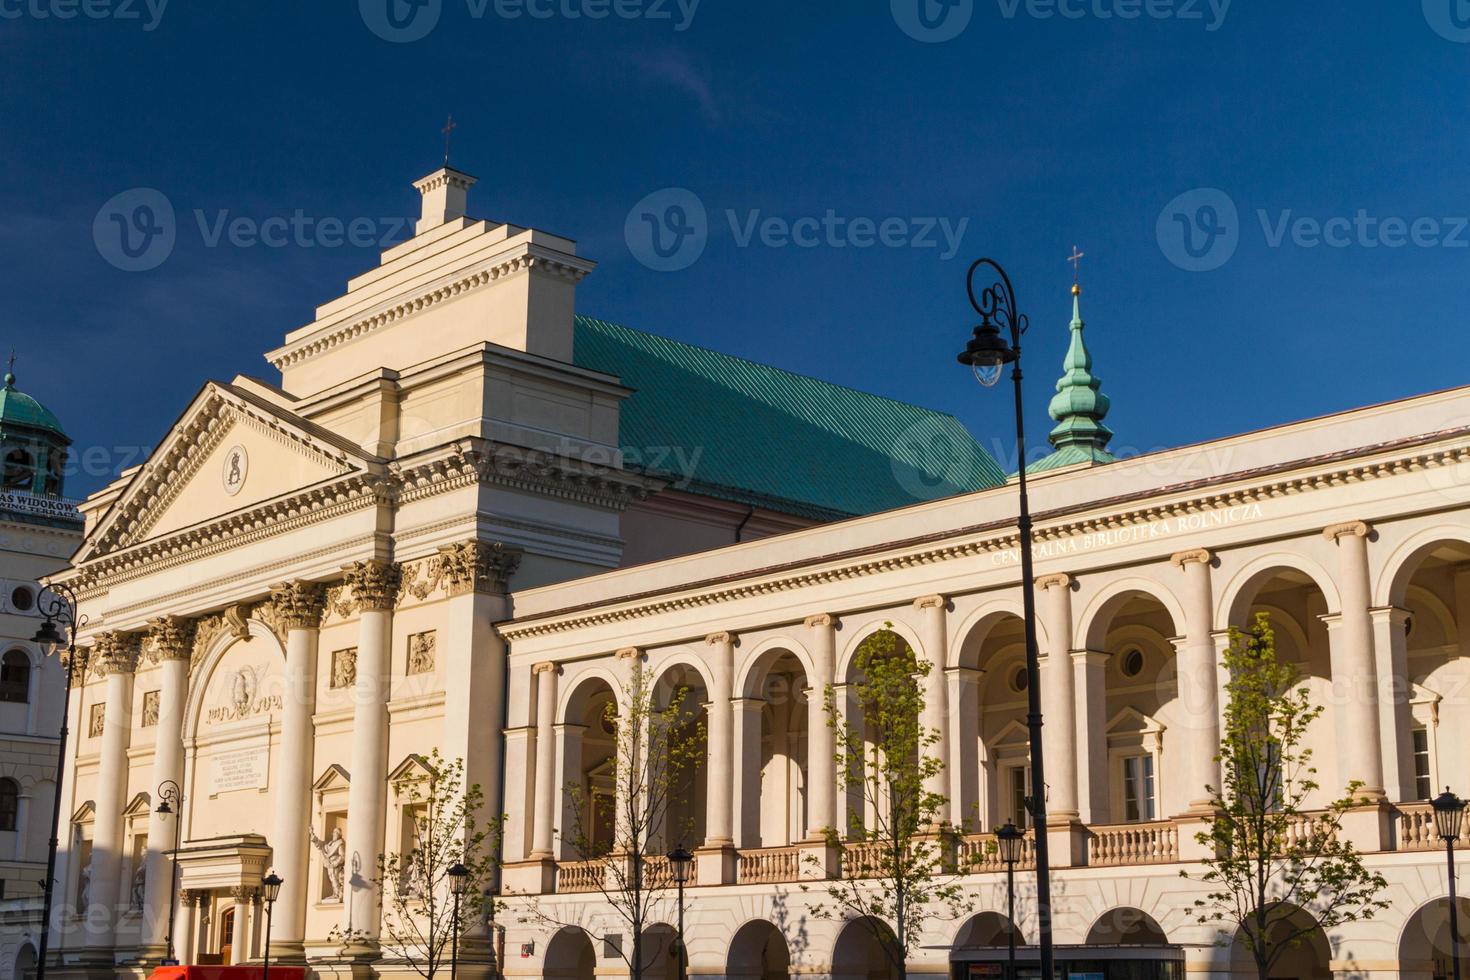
[78,863,91,913]
[130,863,146,910]
[309,825,346,902]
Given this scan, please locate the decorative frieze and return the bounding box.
[438,540,522,597]
[345,559,401,612]
[270,581,329,630]
[407,631,436,675]
[147,615,196,663]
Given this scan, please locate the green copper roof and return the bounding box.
[0,372,67,441]
[573,316,1005,518]
[1026,286,1116,475]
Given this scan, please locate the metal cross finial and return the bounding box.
[1067,246,1085,285]
[442,115,457,167]
[6,350,14,374]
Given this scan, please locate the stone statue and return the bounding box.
[130,863,145,909]
[78,864,91,912]
[309,825,346,902]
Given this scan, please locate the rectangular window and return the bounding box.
[1413,728,1432,800]
[1122,755,1156,822]
[1005,765,1031,830]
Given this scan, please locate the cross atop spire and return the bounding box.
[1067,245,1085,290]
[442,114,457,167]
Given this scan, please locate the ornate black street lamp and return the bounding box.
[260,873,282,980]
[447,861,470,980]
[667,847,694,980]
[956,258,1055,980]
[155,780,184,964]
[1433,788,1467,980]
[996,821,1025,980]
[31,583,86,980]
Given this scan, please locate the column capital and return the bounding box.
[804,613,837,629]
[913,595,946,611]
[227,885,255,902]
[1170,548,1214,569]
[532,661,560,676]
[438,541,522,597]
[615,646,641,661]
[92,632,142,676]
[1071,648,1111,667]
[269,581,328,630]
[147,616,196,663]
[1323,520,1372,542]
[178,889,197,904]
[1036,573,1072,591]
[1368,604,1413,627]
[344,559,401,611]
[705,631,734,646]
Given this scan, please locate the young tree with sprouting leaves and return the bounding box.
[810,626,970,980]
[332,751,501,980]
[1184,613,1388,980]
[529,658,705,980]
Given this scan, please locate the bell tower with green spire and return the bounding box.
[1027,282,1117,474]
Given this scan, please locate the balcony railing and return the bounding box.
[957,830,1036,873]
[1088,821,1179,866]
[556,859,604,894]
[737,845,805,884]
[1398,802,1470,851]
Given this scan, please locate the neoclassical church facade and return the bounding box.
[43,166,1470,980]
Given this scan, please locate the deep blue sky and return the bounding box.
[3,1,1468,495]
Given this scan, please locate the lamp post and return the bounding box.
[155,780,184,964]
[260,873,281,980]
[31,583,85,980]
[1433,788,1467,980]
[996,821,1025,980]
[955,258,1055,980]
[447,861,469,980]
[667,847,694,980]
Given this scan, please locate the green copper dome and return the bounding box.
[1027,285,1116,474]
[0,372,67,440]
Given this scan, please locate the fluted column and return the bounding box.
[1171,549,1221,812]
[269,582,326,960]
[703,632,735,847]
[804,614,838,839]
[529,662,560,861]
[87,632,141,956]
[1323,522,1386,798]
[1036,575,1079,821]
[140,617,195,961]
[342,559,399,948]
[914,596,950,825]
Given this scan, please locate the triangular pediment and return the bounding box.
[77,383,379,563]
[313,763,351,792]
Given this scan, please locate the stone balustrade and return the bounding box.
[1397,802,1470,851]
[1087,821,1179,867]
[737,846,805,884]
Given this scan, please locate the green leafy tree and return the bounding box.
[531,659,705,980]
[1184,613,1388,980]
[810,626,969,980]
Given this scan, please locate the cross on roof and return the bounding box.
[1067,245,1085,285]
[442,115,457,167]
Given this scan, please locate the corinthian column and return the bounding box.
[342,559,399,950]
[86,632,141,957]
[1171,549,1221,812]
[1036,575,1079,821]
[1323,521,1386,799]
[140,617,195,962]
[914,596,950,825]
[268,581,326,961]
[703,632,735,848]
[804,614,837,839]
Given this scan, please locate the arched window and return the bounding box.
[2,446,33,490]
[0,779,18,831]
[0,651,31,703]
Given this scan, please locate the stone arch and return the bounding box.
[837,619,924,684]
[648,654,716,710]
[1078,577,1186,652]
[542,926,596,980]
[952,598,1048,671]
[1218,553,1341,632]
[954,910,1027,947]
[1086,906,1168,944]
[1230,902,1331,980]
[1398,896,1470,980]
[727,918,791,980]
[556,674,620,858]
[559,670,622,727]
[14,941,36,980]
[736,636,816,701]
[831,916,900,980]
[640,922,678,980]
[1377,526,1470,608]
[182,617,286,738]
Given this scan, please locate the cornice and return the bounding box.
[268,244,594,371]
[394,440,653,511]
[499,425,1470,640]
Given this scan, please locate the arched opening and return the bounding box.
[842,629,920,837]
[1086,907,1167,945]
[543,926,596,980]
[2,445,34,490]
[0,778,19,832]
[1229,903,1330,980]
[560,677,619,858]
[955,910,1027,947]
[640,923,678,980]
[831,916,901,980]
[748,650,809,847]
[1384,540,1470,802]
[960,613,1031,831]
[0,650,30,703]
[653,665,709,851]
[1399,897,1470,980]
[728,919,792,980]
[14,942,37,980]
[1082,591,1181,824]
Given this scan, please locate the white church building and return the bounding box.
[38,165,1470,980]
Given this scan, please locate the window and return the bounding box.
[1009,666,1029,693]
[1004,764,1031,830]
[0,651,30,703]
[2,448,33,491]
[1120,648,1145,678]
[0,779,18,831]
[9,587,32,613]
[1122,755,1156,822]
[1413,728,1433,800]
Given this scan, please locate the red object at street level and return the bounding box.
[149,968,306,980]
